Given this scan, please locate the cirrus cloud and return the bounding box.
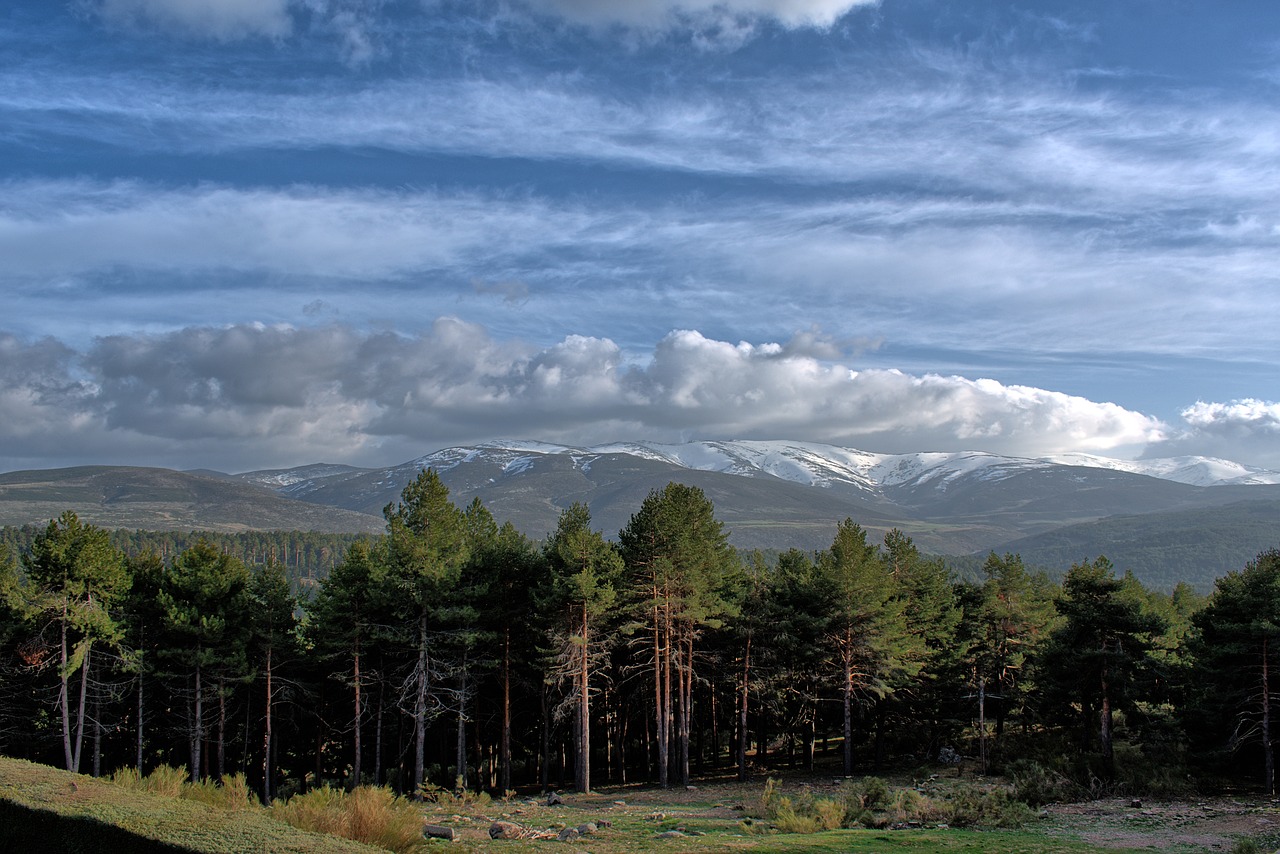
[94,0,294,39]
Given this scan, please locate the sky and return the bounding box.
[3,0,1280,474]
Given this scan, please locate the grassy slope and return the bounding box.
[0,757,380,854]
[0,756,1202,853]
[408,784,1157,854]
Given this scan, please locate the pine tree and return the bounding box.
[960,552,1056,770]
[1188,549,1280,793]
[25,511,129,773]
[1040,557,1165,773]
[158,539,252,782]
[307,539,386,790]
[814,519,907,777]
[619,483,737,787]
[382,469,469,796]
[540,503,621,793]
[249,559,298,802]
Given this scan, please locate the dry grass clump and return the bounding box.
[111,764,252,810]
[272,785,423,854]
[755,775,1029,834]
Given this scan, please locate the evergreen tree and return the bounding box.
[24,512,129,773]
[472,521,543,793]
[619,483,737,788]
[249,559,299,802]
[882,530,963,764]
[540,502,621,793]
[960,552,1056,770]
[158,539,252,782]
[1188,549,1280,793]
[1041,557,1165,773]
[815,519,910,777]
[121,549,166,774]
[382,469,469,795]
[306,539,386,790]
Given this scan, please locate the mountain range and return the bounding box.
[3,440,1278,590]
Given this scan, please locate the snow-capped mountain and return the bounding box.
[403,439,1280,493]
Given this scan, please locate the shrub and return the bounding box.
[813,797,846,831]
[941,787,1034,829]
[141,765,188,799]
[273,785,424,854]
[1007,759,1076,806]
[182,774,256,811]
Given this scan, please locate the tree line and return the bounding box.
[0,468,1277,800]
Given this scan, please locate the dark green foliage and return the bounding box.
[1038,557,1166,774]
[0,495,1278,803]
[1186,549,1280,793]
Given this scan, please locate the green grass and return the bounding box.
[0,757,382,853]
[0,757,1204,853]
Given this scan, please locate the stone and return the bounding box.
[557,827,580,842]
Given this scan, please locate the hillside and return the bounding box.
[990,498,1280,591]
[0,467,383,534]
[0,441,1277,590]
[0,757,379,853]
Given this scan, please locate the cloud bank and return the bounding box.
[0,322,1178,473]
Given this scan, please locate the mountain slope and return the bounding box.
[233,440,1280,558]
[0,466,383,533]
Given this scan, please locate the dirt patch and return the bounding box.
[1044,797,1280,852]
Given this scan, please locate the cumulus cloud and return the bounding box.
[1148,399,1280,469]
[94,0,294,39]
[0,322,1169,473]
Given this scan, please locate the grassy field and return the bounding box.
[2,756,1272,853]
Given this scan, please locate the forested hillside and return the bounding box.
[1,469,1278,805]
[0,526,366,598]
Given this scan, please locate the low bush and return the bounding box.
[272,785,423,854]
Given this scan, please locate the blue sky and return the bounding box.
[3,0,1280,473]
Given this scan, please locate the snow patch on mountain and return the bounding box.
[1049,454,1280,487]
[422,440,1280,491]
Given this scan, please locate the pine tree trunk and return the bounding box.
[217,678,227,781]
[456,655,468,790]
[843,640,854,777]
[191,663,204,782]
[352,641,362,789]
[679,633,691,787]
[413,613,428,797]
[73,644,91,773]
[500,630,512,794]
[375,677,384,787]
[263,647,274,803]
[59,600,74,772]
[579,606,591,793]
[654,598,669,788]
[738,634,751,781]
[136,668,145,774]
[1264,635,1274,796]
[540,681,552,792]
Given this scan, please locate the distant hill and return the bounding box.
[233,440,1280,560]
[0,466,383,533]
[2,441,1278,591]
[988,498,1280,591]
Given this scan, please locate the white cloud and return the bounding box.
[95,0,294,39]
[1132,400,1280,470]
[524,0,875,29]
[0,323,1169,472]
